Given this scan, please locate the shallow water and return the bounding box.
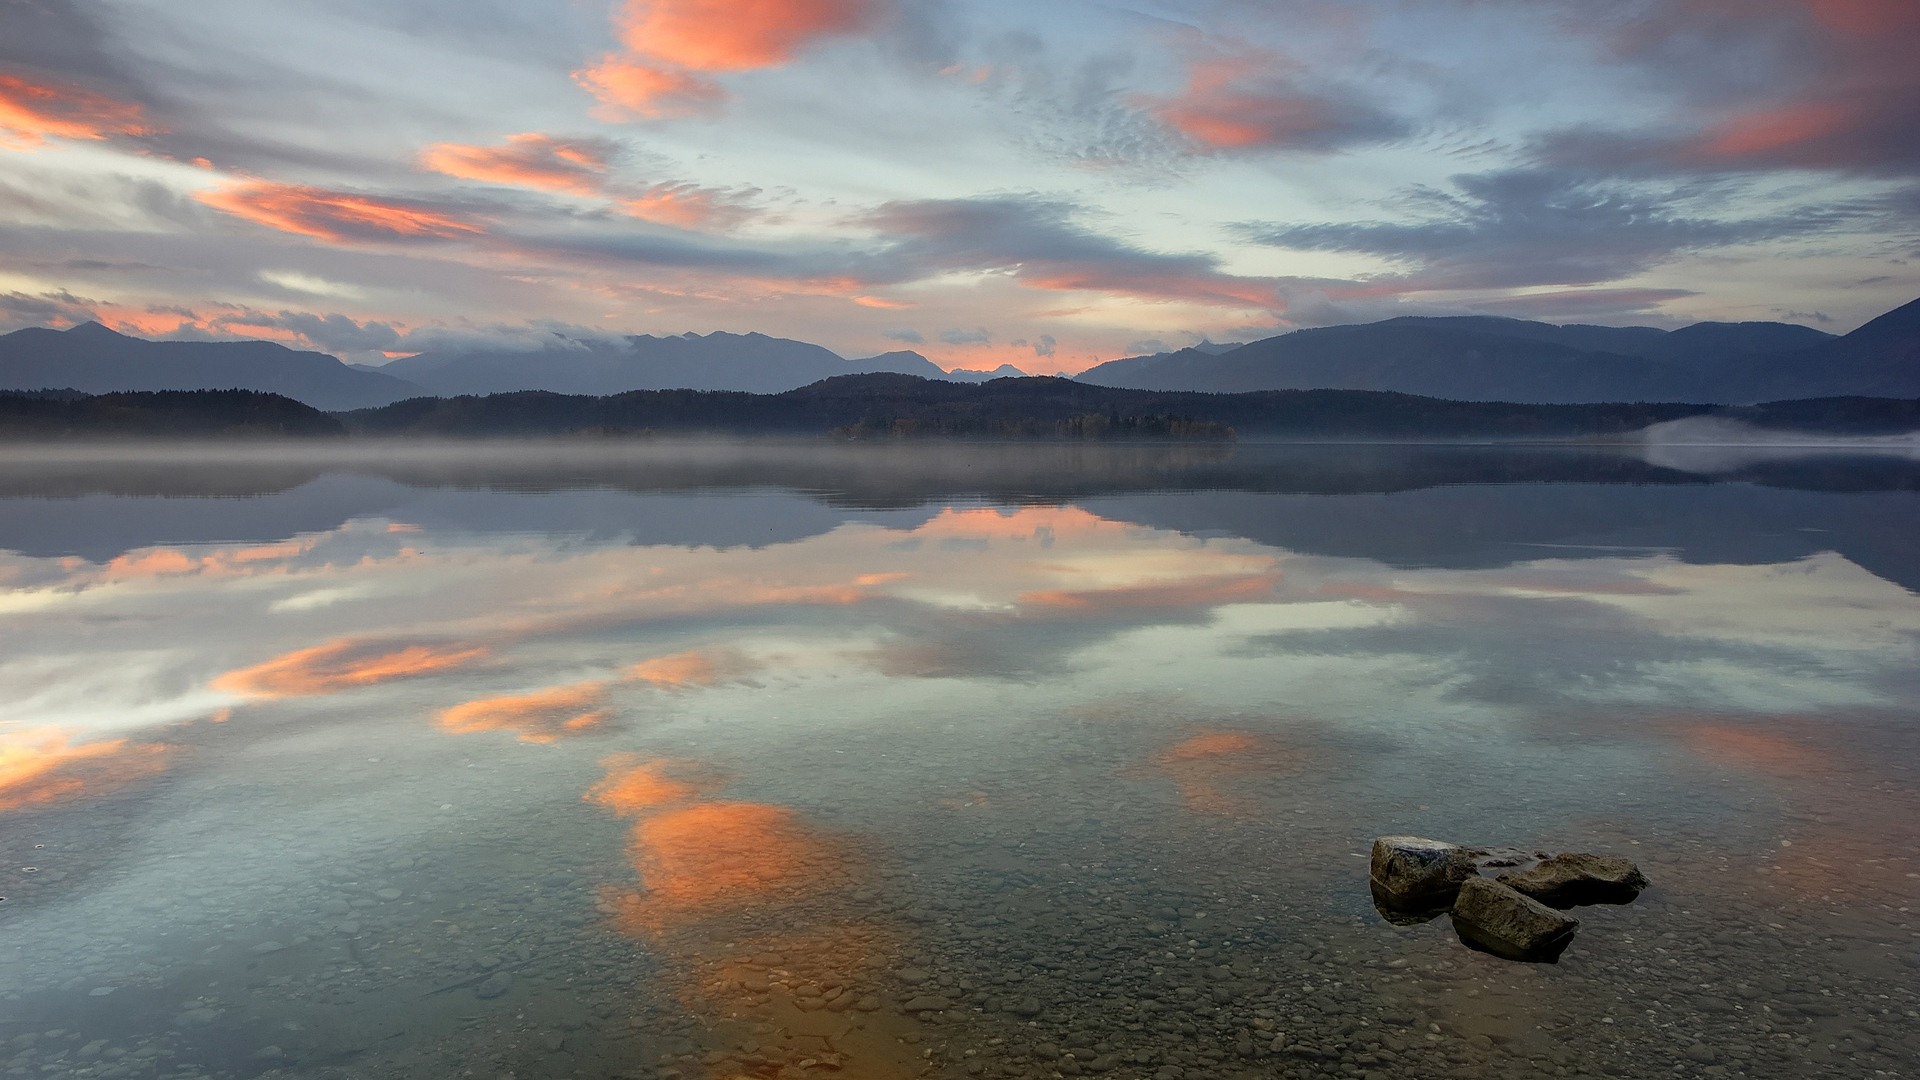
[1,440,1916,1080]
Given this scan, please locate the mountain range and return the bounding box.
[1,296,1913,408]
[0,324,1030,407]
[376,332,1022,397]
[1079,299,1919,403]
[0,322,420,410]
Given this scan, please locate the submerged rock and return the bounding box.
[1449,877,1579,963]
[1369,836,1478,916]
[1498,852,1649,908]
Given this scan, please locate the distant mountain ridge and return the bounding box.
[4,296,1914,408]
[380,335,1034,396]
[0,324,1033,407]
[0,323,422,410]
[1074,311,1869,403]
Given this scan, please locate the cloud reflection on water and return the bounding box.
[0,728,170,812]
[435,680,615,743]
[213,638,491,699]
[1143,729,1307,818]
[585,756,857,934]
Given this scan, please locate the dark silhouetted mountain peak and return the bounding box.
[1842,296,1920,343]
[64,321,127,339]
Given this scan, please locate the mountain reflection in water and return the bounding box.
[0,440,1915,1080]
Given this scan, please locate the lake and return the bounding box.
[1,440,1916,1080]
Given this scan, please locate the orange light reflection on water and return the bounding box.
[213,638,489,698]
[1142,728,1305,817]
[0,729,171,812]
[435,681,612,743]
[606,801,852,933]
[586,755,712,814]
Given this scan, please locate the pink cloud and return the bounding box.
[197,181,486,243]
[1571,0,1920,173]
[420,133,615,195]
[1132,38,1401,154]
[574,57,727,120]
[616,0,880,71]
[621,181,757,229]
[0,72,153,149]
[575,0,882,118]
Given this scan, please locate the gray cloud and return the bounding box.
[0,289,101,329]
[939,327,992,345]
[1238,168,1869,291]
[868,194,1294,310]
[1033,334,1057,357]
[512,193,1317,316]
[973,37,1188,174]
[252,311,402,354]
[0,0,151,100]
[1515,3,1920,177]
[884,328,926,344]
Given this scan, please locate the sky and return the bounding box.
[1,0,1917,374]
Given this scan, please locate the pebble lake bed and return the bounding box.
[1,441,1916,1080]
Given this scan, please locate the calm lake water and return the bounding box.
[1,440,1916,1080]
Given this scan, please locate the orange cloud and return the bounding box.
[626,646,757,688]
[231,542,308,563]
[93,539,322,582]
[573,57,727,119]
[435,680,612,743]
[0,729,170,812]
[419,133,613,195]
[586,755,714,814]
[576,0,879,116]
[196,181,485,243]
[651,576,903,610]
[621,182,756,229]
[1020,571,1284,613]
[614,0,880,71]
[103,548,199,578]
[213,638,488,698]
[0,73,152,148]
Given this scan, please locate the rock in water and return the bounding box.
[1497,853,1649,908]
[1450,877,1579,963]
[1370,836,1479,917]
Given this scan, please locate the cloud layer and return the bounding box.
[0,0,1914,370]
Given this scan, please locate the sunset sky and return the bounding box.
[2,0,1917,373]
